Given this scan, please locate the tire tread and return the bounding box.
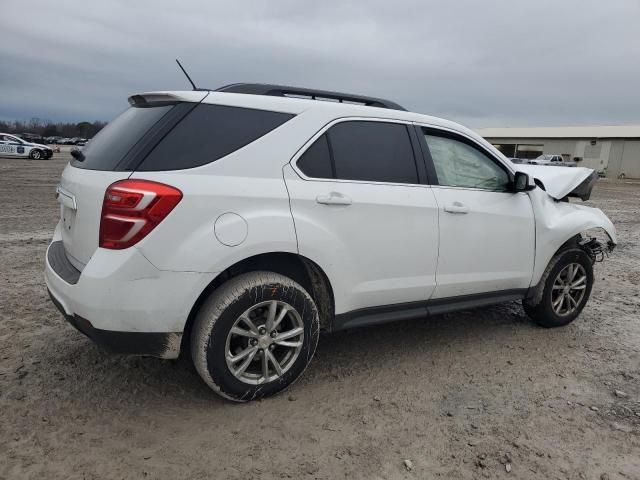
[190,271,319,401]
[524,248,593,328]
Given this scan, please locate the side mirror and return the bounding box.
[513,171,534,192]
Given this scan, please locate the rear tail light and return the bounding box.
[99,180,182,250]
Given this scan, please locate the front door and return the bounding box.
[418,127,535,299]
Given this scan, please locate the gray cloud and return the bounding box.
[1,0,639,127]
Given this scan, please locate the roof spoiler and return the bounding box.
[128,91,209,107]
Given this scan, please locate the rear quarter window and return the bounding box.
[297,134,333,179]
[135,104,294,171]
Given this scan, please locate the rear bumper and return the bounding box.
[48,289,181,357]
[44,223,216,358]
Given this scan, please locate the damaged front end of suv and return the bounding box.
[519,163,617,261]
[517,164,617,324]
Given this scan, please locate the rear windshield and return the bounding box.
[72,105,173,170]
[135,104,294,171]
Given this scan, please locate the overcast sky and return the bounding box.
[1,0,639,127]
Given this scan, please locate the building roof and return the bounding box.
[475,125,640,139]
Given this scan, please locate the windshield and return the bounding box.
[72,104,173,170]
[536,154,554,160]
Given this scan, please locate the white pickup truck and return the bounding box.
[529,154,577,167]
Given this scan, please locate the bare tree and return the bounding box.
[0,119,106,139]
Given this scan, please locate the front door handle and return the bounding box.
[443,201,469,214]
[316,192,352,206]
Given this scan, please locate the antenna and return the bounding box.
[175,59,197,90]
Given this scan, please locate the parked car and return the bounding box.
[45,84,617,401]
[508,157,528,164]
[0,132,53,159]
[529,154,577,167]
[18,132,46,144]
[45,136,63,145]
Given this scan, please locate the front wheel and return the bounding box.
[524,249,594,328]
[191,271,320,401]
[29,149,42,160]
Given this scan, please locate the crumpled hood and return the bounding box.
[515,164,597,201]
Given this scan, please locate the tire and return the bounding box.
[523,248,594,328]
[29,149,42,160]
[191,271,320,402]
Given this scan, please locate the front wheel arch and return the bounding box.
[527,232,594,306]
[524,248,594,327]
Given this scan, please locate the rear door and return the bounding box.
[0,135,21,157]
[285,119,439,315]
[0,135,14,156]
[417,126,535,299]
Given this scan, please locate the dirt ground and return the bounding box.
[1,153,639,480]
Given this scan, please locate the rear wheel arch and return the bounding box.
[181,252,334,356]
[191,270,320,401]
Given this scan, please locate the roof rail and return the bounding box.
[215,83,407,111]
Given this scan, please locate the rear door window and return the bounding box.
[136,104,294,171]
[72,105,173,170]
[327,121,418,184]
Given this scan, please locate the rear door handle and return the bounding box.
[316,192,352,206]
[443,201,469,214]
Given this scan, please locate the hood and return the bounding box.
[515,164,597,201]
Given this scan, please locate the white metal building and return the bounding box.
[475,125,640,179]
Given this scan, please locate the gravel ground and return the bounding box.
[1,153,639,479]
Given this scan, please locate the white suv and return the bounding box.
[45,84,617,401]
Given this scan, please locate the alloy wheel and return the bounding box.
[225,300,304,385]
[551,263,587,316]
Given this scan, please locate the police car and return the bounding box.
[0,133,53,160]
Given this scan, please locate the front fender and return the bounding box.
[529,188,617,285]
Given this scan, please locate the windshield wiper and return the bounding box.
[70,147,85,162]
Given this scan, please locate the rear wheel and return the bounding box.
[524,249,594,327]
[191,271,320,401]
